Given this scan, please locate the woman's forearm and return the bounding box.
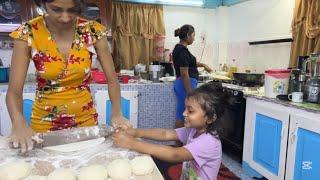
[107,81,122,117]
[6,92,25,126]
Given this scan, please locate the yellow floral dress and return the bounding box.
[10,16,107,132]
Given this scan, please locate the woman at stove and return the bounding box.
[172,24,213,128]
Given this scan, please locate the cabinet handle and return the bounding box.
[281,127,285,138]
[291,130,297,144]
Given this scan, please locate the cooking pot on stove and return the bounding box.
[0,67,10,83]
[233,73,264,86]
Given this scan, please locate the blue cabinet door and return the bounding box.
[23,99,34,125]
[105,97,130,126]
[253,113,282,175]
[294,128,320,180]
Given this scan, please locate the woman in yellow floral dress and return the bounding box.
[6,0,130,153]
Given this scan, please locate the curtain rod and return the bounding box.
[248,38,293,45]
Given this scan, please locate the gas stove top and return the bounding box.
[206,80,264,96]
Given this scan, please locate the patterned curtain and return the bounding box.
[290,0,320,68]
[112,2,166,69]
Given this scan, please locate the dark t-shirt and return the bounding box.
[172,44,199,80]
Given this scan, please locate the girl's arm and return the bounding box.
[130,128,180,141]
[112,132,193,163]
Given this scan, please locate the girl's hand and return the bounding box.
[112,131,136,149]
[125,128,137,137]
[111,115,132,130]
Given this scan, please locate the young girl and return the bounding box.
[112,82,228,180]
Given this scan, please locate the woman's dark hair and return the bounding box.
[34,0,85,13]
[186,82,230,137]
[174,24,195,40]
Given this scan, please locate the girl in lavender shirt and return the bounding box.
[113,82,229,180]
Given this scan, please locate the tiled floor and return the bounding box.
[222,153,254,180]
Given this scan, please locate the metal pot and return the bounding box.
[0,67,10,83]
[233,73,265,86]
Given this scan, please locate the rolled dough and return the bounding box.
[43,137,105,152]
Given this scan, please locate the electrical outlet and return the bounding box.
[200,30,207,43]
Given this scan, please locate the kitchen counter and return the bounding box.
[0,136,164,179]
[246,94,320,114]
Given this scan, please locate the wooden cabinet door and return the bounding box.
[0,0,30,32]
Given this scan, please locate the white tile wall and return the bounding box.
[0,49,36,74]
[164,40,291,73]
[2,40,291,75]
[0,49,12,67]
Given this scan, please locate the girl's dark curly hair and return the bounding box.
[186,82,229,137]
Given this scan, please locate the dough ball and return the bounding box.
[47,169,76,180]
[32,160,55,176]
[107,159,132,179]
[0,161,32,180]
[130,156,154,175]
[23,175,47,180]
[78,165,108,180]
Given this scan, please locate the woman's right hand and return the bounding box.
[9,121,35,153]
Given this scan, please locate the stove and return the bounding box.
[207,80,263,162]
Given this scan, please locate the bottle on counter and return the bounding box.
[228,59,238,78]
[222,63,228,72]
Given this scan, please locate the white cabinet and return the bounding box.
[94,91,138,128]
[286,111,320,180]
[0,92,35,136]
[243,98,290,180]
[243,97,320,180]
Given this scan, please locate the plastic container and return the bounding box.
[91,70,107,84]
[264,69,291,98]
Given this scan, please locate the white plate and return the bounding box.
[159,76,176,82]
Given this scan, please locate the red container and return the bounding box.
[91,70,107,84]
[122,75,129,84]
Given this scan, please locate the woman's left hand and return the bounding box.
[112,131,135,149]
[111,115,132,130]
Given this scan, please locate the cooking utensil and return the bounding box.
[233,73,264,86]
[34,125,114,148]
